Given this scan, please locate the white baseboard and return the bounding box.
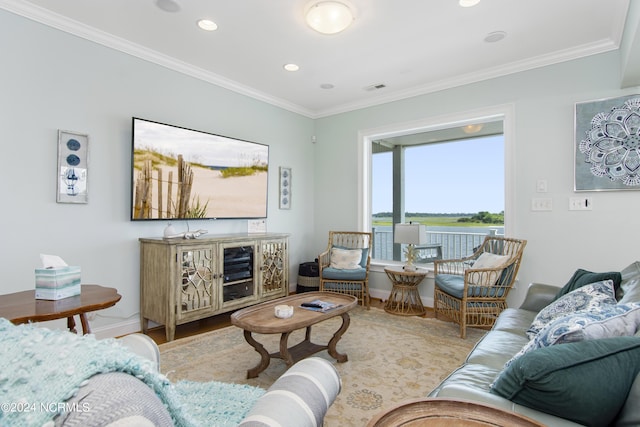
[92,318,141,339]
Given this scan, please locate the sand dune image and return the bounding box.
[133,161,268,219]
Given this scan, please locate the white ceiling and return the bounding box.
[0,0,632,118]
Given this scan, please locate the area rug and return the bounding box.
[159,307,485,427]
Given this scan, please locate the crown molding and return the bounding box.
[0,0,316,118]
[0,0,626,120]
[313,38,621,118]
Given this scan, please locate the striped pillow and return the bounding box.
[238,357,341,427]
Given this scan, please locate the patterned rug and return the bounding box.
[159,307,485,426]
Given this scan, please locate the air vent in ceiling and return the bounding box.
[364,83,387,91]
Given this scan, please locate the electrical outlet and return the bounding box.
[569,197,593,211]
[531,197,552,211]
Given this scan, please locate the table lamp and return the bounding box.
[394,223,427,271]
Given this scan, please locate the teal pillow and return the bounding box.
[490,337,640,427]
[554,268,621,301]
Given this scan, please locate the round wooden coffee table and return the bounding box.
[367,398,546,426]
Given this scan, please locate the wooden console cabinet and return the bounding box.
[139,233,289,341]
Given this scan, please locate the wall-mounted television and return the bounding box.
[131,117,269,220]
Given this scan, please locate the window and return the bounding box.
[358,106,514,264]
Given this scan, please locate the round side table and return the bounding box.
[384,266,427,316]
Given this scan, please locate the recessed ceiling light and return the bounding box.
[320,83,335,89]
[156,0,181,13]
[459,0,481,7]
[284,63,300,72]
[485,31,507,43]
[197,19,218,31]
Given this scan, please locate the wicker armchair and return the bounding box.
[433,236,527,338]
[319,231,372,309]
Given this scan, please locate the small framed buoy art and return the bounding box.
[57,130,89,204]
[279,167,291,209]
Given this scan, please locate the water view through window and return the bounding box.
[372,133,504,262]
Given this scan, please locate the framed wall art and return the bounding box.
[575,94,640,191]
[57,130,89,203]
[279,167,291,209]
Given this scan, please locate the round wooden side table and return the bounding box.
[367,398,546,427]
[384,266,427,316]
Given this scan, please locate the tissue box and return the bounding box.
[35,266,81,300]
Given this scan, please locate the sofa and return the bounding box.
[0,318,341,427]
[429,263,640,427]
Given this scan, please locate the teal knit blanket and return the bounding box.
[0,318,264,427]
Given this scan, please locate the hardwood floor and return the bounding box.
[145,296,434,345]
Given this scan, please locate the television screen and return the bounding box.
[131,117,269,220]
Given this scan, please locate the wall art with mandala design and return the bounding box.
[279,166,291,209]
[575,94,640,191]
[57,130,89,203]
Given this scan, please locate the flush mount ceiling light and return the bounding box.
[197,19,218,31]
[459,0,481,7]
[305,1,354,35]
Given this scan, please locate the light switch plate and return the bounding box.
[569,197,593,210]
[531,198,553,211]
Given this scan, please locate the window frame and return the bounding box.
[357,104,516,266]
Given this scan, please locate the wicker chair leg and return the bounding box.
[459,306,466,339]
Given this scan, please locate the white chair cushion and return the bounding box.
[330,247,362,270]
[469,252,510,286]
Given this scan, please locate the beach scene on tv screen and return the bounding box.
[132,119,268,219]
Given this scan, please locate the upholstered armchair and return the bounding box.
[318,231,372,309]
[434,236,527,338]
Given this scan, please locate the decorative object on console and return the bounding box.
[162,222,208,239]
[575,94,640,191]
[57,130,88,204]
[394,223,426,271]
[279,167,291,209]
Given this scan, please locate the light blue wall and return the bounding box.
[2,8,640,334]
[313,51,640,306]
[0,10,316,334]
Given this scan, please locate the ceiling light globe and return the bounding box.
[305,1,354,35]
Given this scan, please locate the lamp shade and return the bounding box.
[394,223,427,245]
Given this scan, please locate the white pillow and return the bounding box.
[330,247,362,270]
[469,252,510,286]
